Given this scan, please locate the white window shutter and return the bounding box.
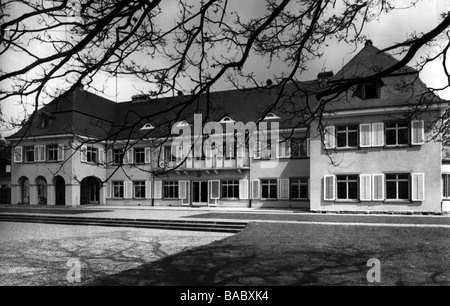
[324,126,335,149]
[372,174,385,201]
[145,181,152,199]
[251,179,260,199]
[276,140,284,159]
[13,146,23,163]
[178,180,187,200]
[411,120,425,145]
[158,147,165,168]
[360,124,372,147]
[359,174,372,201]
[307,139,311,157]
[124,181,132,199]
[98,149,104,164]
[285,140,291,158]
[277,179,290,200]
[145,147,152,164]
[106,182,112,199]
[210,180,220,200]
[239,180,249,199]
[308,178,311,199]
[324,175,336,201]
[372,123,384,147]
[57,144,65,161]
[154,181,162,199]
[80,146,87,163]
[107,150,112,164]
[412,173,425,201]
[34,146,39,162]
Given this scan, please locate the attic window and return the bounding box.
[363,83,380,99]
[263,113,281,120]
[140,123,155,130]
[174,120,190,127]
[220,116,235,123]
[40,118,49,129]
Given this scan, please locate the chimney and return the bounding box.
[317,71,334,80]
[365,39,373,47]
[131,94,150,103]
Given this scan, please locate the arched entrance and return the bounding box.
[35,177,47,205]
[54,176,65,206]
[80,176,101,204]
[18,177,30,204]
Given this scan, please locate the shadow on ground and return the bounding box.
[88,222,450,286]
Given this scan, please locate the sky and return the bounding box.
[0,0,449,137]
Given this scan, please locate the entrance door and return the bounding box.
[89,182,99,204]
[55,177,65,206]
[192,181,208,206]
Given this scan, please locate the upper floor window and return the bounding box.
[291,138,308,158]
[86,147,98,163]
[24,146,34,162]
[385,122,409,146]
[40,118,49,129]
[113,149,123,164]
[336,125,358,149]
[134,148,145,164]
[48,145,58,161]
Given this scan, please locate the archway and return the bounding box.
[18,176,30,204]
[35,176,47,205]
[80,176,101,204]
[54,176,66,206]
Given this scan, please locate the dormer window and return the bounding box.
[263,112,281,120]
[40,118,49,129]
[219,116,235,123]
[363,82,380,99]
[174,120,190,127]
[140,123,155,130]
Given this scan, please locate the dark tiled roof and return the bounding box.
[7,43,446,141]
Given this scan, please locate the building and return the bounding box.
[6,41,450,213]
[0,137,12,204]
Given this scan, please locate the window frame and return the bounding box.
[260,179,278,200]
[221,180,240,199]
[336,175,359,201]
[24,146,35,163]
[290,178,309,200]
[335,125,359,149]
[385,173,410,200]
[134,148,146,165]
[85,147,98,163]
[163,181,179,199]
[385,122,409,147]
[133,181,146,199]
[112,181,124,199]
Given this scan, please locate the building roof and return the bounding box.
[8,41,446,142]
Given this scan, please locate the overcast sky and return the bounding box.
[1,0,449,137]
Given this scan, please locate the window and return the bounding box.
[48,145,58,161]
[113,182,124,198]
[163,181,179,199]
[221,180,239,199]
[291,138,307,158]
[24,146,34,162]
[224,141,237,160]
[194,142,205,161]
[164,146,176,162]
[40,118,49,129]
[386,174,409,200]
[337,175,358,200]
[86,147,98,163]
[261,179,277,199]
[134,181,146,199]
[291,178,309,200]
[336,126,358,148]
[443,174,450,199]
[134,148,145,164]
[385,122,409,146]
[5,165,11,173]
[113,149,123,164]
[363,83,380,99]
[260,138,272,160]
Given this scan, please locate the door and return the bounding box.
[192,181,208,206]
[89,181,100,204]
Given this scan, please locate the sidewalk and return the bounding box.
[1,204,449,227]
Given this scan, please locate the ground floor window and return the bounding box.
[261,179,277,199]
[290,178,308,200]
[221,180,239,199]
[386,174,409,200]
[163,181,179,199]
[113,182,124,198]
[134,181,145,199]
[336,175,358,200]
[442,174,450,199]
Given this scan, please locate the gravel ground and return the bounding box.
[0,221,232,286]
